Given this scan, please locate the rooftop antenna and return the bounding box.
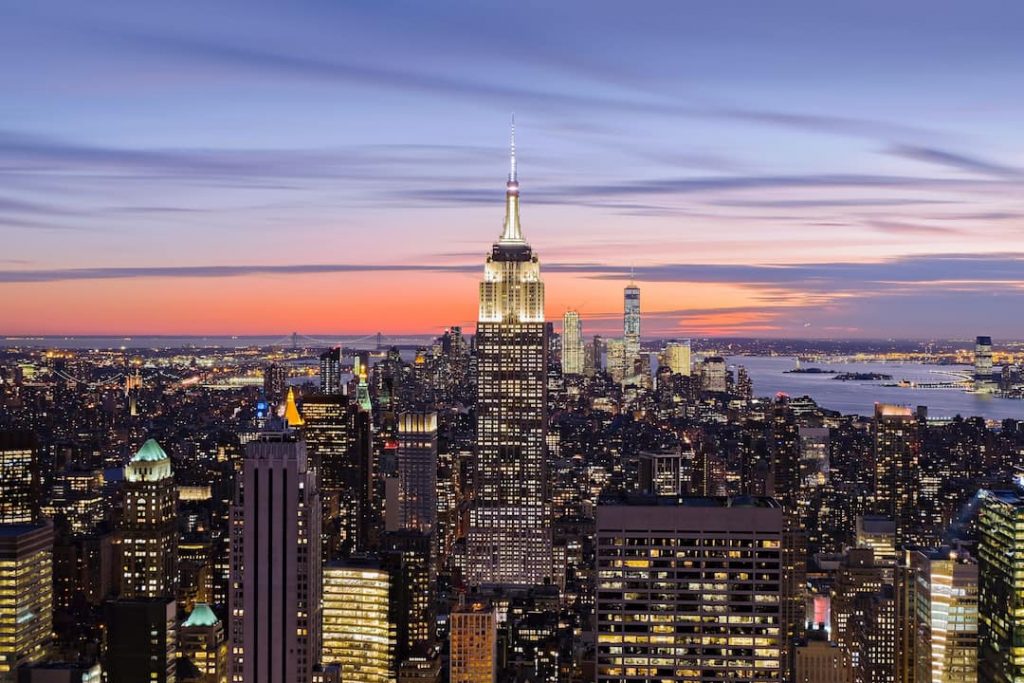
[509,113,517,182]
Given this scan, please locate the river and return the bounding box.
[726,355,1023,421]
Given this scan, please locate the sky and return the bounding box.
[3,0,1024,339]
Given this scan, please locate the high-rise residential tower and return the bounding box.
[319,347,343,395]
[120,439,178,599]
[561,310,584,376]
[466,124,551,587]
[229,431,322,683]
[263,362,287,404]
[872,404,921,546]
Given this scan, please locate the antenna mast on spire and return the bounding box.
[509,113,517,182]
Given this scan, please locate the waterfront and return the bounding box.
[728,355,1023,421]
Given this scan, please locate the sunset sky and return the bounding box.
[4,1,1024,338]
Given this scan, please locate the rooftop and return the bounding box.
[598,493,781,509]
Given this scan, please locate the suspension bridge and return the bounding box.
[266,332,438,350]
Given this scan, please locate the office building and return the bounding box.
[794,636,853,683]
[595,495,784,682]
[466,126,552,587]
[798,427,829,489]
[302,393,353,558]
[591,335,603,374]
[303,392,374,557]
[104,598,176,683]
[396,655,441,683]
[321,560,393,683]
[849,586,897,683]
[0,431,39,525]
[902,549,978,683]
[623,282,640,373]
[975,336,996,393]
[450,602,497,683]
[121,439,178,599]
[179,603,227,683]
[15,663,102,683]
[700,356,728,393]
[383,530,436,661]
[396,412,438,534]
[637,449,683,496]
[872,404,921,546]
[0,522,53,680]
[561,310,584,376]
[978,488,1024,683]
[228,432,321,683]
[663,341,691,376]
[856,515,897,565]
[830,548,891,667]
[605,338,626,383]
[320,347,343,395]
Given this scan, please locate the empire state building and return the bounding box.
[466,125,552,587]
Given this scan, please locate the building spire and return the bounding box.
[509,113,517,182]
[500,114,524,243]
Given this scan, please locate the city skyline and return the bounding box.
[4,2,1024,337]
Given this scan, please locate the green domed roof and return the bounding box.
[183,603,219,627]
[132,439,168,463]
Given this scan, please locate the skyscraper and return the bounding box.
[120,439,178,599]
[902,549,978,683]
[700,356,728,393]
[466,124,551,587]
[872,404,921,546]
[605,338,626,383]
[229,432,321,683]
[595,494,784,682]
[975,336,996,393]
[105,598,177,683]
[0,521,53,679]
[383,530,437,662]
[450,602,497,683]
[320,347,343,395]
[263,362,287,404]
[623,281,640,375]
[302,393,374,557]
[978,488,1024,683]
[663,341,691,376]
[561,310,584,376]
[0,430,40,525]
[396,411,438,534]
[321,559,393,683]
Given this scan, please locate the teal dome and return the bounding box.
[132,439,168,463]
[183,603,219,627]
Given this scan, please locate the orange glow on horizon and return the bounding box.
[0,266,831,338]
